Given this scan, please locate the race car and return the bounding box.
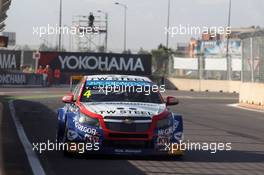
[56,74,184,156]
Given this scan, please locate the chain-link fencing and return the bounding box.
[168,56,241,80]
[241,31,264,83]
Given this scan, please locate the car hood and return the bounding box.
[81,102,166,117]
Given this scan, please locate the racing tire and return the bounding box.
[62,124,75,157]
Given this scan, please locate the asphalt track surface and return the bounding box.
[0,88,264,175]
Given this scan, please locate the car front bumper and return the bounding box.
[60,113,184,156]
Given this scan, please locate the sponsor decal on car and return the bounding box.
[82,102,166,117]
[114,149,142,154]
[157,121,179,136]
[94,109,153,116]
[73,119,97,135]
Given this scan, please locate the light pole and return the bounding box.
[166,0,171,49]
[97,10,108,52]
[164,0,172,79]
[114,2,127,52]
[226,0,232,80]
[58,0,62,51]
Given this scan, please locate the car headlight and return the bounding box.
[79,113,100,127]
[156,114,172,129]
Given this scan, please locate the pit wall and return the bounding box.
[167,78,264,107]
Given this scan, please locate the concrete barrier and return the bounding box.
[239,83,264,106]
[167,78,264,108]
[167,78,241,93]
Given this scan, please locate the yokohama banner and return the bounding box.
[0,72,43,86]
[39,52,152,75]
[0,50,21,70]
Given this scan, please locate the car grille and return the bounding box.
[108,133,149,139]
[105,122,150,132]
[103,140,154,148]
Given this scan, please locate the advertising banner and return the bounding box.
[203,40,241,58]
[39,52,152,75]
[173,57,198,70]
[0,50,21,70]
[0,72,43,86]
[205,58,227,71]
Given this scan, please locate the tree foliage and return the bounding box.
[151,44,173,75]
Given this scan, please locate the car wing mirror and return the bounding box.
[166,96,179,106]
[62,93,74,103]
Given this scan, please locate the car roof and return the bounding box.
[84,74,152,82]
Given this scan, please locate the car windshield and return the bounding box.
[80,81,163,104]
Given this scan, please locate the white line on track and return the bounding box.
[8,100,46,175]
[227,103,264,113]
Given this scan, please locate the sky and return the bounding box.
[4,0,264,52]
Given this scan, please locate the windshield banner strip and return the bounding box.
[86,80,152,87]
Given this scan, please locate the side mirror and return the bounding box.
[166,96,179,106]
[62,93,74,103]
